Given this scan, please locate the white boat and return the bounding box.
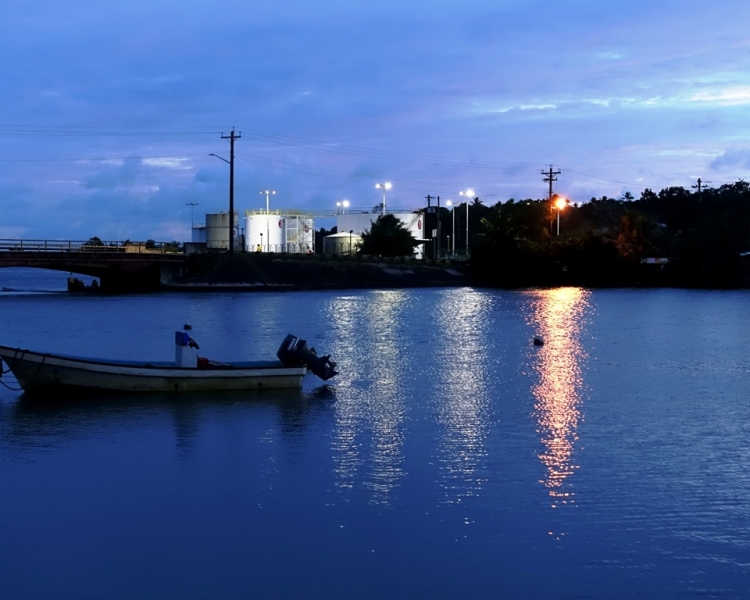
[0,332,337,394]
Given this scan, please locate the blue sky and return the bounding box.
[1,0,749,241]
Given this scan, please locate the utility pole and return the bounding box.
[425,194,434,259]
[691,177,711,203]
[542,166,561,240]
[221,128,241,255]
[541,166,562,201]
[436,195,441,260]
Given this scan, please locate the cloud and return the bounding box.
[1,0,749,240]
[709,149,750,171]
[84,157,141,190]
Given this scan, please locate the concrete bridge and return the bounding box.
[0,239,188,291]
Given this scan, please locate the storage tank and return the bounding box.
[245,211,283,252]
[205,212,240,250]
[324,232,361,256]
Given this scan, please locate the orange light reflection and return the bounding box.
[528,287,590,506]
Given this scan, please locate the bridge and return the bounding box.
[0,239,188,291]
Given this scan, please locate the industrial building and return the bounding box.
[188,202,426,258]
[190,211,314,254]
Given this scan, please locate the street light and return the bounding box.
[553,194,567,236]
[375,182,392,216]
[186,202,199,228]
[446,200,455,257]
[336,200,350,214]
[260,190,276,215]
[459,188,475,258]
[260,190,276,253]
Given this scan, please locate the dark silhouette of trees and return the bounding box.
[359,214,420,257]
[469,180,750,288]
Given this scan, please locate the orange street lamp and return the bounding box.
[553,195,567,235]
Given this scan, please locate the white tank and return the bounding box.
[245,212,283,252]
[206,212,240,250]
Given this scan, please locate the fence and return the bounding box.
[250,243,314,254]
[0,239,181,254]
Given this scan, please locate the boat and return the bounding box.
[0,332,337,394]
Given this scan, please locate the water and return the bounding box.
[1,268,749,599]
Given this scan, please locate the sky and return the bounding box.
[1,0,749,241]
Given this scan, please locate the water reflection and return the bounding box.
[434,289,492,503]
[0,388,314,457]
[527,287,591,506]
[325,291,408,504]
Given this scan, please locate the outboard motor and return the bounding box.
[277,334,338,381]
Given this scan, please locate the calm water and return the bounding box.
[1,268,749,599]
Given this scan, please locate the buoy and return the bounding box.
[184,323,192,330]
[533,336,544,346]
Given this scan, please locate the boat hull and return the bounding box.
[0,346,308,393]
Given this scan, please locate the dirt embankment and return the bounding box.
[169,254,470,291]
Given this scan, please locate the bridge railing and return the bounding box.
[0,239,182,254]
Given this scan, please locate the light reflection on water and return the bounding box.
[325,290,409,503]
[433,289,492,503]
[2,285,750,598]
[526,287,591,507]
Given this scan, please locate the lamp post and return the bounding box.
[336,200,350,214]
[446,200,455,257]
[186,202,198,228]
[375,182,392,215]
[459,188,475,258]
[553,195,567,236]
[260,190,276,214]
[260,190,276,253]
[349,229,353,255]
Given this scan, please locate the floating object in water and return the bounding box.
[183,323,192,330]
[533,336,544,346]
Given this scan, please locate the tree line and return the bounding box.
[469,181,750,288]
[322,181,750,288]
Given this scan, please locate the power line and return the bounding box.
[565,169,655,190]
[0,153,207,162]
[238,128,540,171]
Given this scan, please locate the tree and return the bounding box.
[359,214,420,257]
